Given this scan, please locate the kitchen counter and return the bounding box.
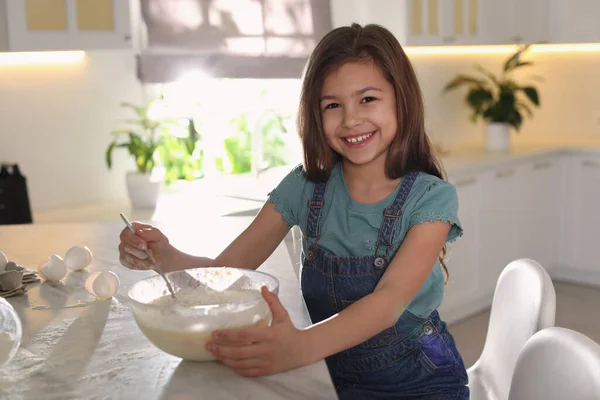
[0,217,337,400]
[31,141,600,225]
[439,143,600,175]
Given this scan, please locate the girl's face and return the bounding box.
[319,60,398,169]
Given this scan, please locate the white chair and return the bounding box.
[468,258,556,400]
[508,327,600,400]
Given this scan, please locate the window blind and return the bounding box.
[137,0,332,83]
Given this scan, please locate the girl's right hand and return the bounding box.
[118,222,171,271]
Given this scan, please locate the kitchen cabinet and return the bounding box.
[549,0,600,44]
[1,0,133,51]
[439,150,600,324]
[330,0,600,47]
[440,170,485,320]
[468,0,548,45]
[329,0,484,46]
[477,164,523,293]
[514,156,559,270]
[560,154,600,282]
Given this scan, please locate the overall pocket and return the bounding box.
[416,320,457,374]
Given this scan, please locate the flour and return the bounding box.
[152,288,262,308]
[135,288,270,361]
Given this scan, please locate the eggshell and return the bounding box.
[85,271,120,299]
[39,254,67,282]
[64,246,93,271]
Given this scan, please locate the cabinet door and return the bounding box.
[515,157,559,269]
[5,0,132,51]
[549,0,600,43]
[406,0,482,46]
[441,172,482,310]
[510,0,549,44]
[478,165,523,293]
[566,155,600,275]
[330,0,408,44]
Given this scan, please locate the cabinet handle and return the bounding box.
[455,177,476,187]
[582,160,600,168]
[443,36,456,43]
[496,168,516,178]
[533,161,552,170]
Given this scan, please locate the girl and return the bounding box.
[119,23,469,399]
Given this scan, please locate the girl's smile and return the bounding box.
[320,60,398,169]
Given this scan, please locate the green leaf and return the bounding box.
[110,129,135,136]
[517,101,534,117]
[521,87,540,106]
[466,88,494,115]
[120,102,147,118]
[442,75,486,92]
[474,64,499,86]
[504,45,531,72]
[510,61,534,71]
[105,141,117,169]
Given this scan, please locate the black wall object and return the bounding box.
[0,163,33,225]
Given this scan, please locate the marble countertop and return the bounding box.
[31,141,600,225]
[0,217,337,400]
[439,142,600,176]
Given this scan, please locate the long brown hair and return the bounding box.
[297,23,450,279]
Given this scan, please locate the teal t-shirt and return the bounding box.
[268,162,463,318]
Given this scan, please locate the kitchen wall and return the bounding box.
[413,49,600,150]
[0,50,143,211]
[1,48,599,212]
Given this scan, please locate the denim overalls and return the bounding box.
[300,172,470,399]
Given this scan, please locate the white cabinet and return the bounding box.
[549,0,600,44]
[561,154,600,281]
[2,0,133,51]
[329,0,484,46]
[330,0,600,47]
[510,0,550,44]
[441,172,482,318]
[477,165,524,292]
[515,157,559,270]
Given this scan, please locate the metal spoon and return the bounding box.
[119,213,176,299]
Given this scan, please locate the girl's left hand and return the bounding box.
[206,286,311,377]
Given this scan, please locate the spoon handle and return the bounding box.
[119,213,176,299]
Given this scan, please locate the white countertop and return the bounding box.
[0,217,337,400]
[439,142,600,176]
[31,141,600,225]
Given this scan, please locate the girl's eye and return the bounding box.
[361,96,376,103]
[324,103,340,110]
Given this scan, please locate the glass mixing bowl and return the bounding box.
[0,297,22,368]
[128,267,279,362]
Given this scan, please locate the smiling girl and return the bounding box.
[119,23,469,399]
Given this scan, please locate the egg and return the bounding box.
[0,251,8,272]
[64,245,93,271]
[38,254,67,282]
[85,271,120,299]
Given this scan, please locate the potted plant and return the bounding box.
[442,45,541,151]
[105,101,175,209]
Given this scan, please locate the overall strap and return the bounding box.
[305,181,327,239]
[374,172,420,264]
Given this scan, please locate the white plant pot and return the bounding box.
[126,171,162,210]
[485,123,511,151]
